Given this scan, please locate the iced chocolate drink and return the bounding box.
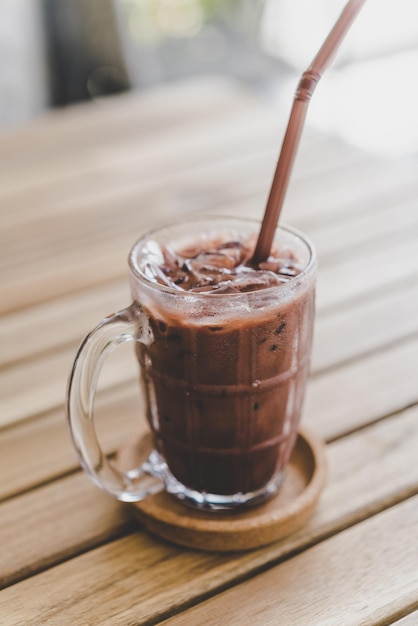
[129,217,316,508]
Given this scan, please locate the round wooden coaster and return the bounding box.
[117,427,327,552]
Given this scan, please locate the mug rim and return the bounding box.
[128,215,316,299]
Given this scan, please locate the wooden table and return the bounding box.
[1,77,418,625]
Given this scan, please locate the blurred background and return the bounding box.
[1,0,418,156]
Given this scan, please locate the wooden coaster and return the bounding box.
[117,427,327,552]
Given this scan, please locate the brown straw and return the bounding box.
[252,0,367,265]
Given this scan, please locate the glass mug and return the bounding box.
[67,216,316,510]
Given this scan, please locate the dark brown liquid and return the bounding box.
[135,235,314,495]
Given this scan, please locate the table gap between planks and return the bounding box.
[1,77,418,625]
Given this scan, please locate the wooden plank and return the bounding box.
[0,78,256,178]
[0,124,413,318]
[3,153,417,278]
[317,234,418,312]
[0,382,141,501]
[0,474,134,589]
[0,84,361,178]
[0,96,408,238]
[391,612,418,625]
[0,100,302,230]
[1,406,418,620]
[0,232,141,315]
[0,85,405,247]
[312,277,418,372]
[305,334,418,440]
[283,153,418,228]
[305,189,418,263]
[0,107,274,229]
[0,281,129,367]
[2,154,417,316]
[0,340,139,428]
[0,94,368,228]
[162,497,418,626]
[0,122,370,278]
[1,144,412,272]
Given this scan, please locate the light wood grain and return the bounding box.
[0,108,272,232]
[283,153,418,228]
[391,612,418,625]
[0,382,141,501]
[0,159,357,316]
[0,474,134,589]
[0,150,370,313]
[317,234,418,312]
[305,334,418,440]
[312,277,418,372]
[0,240,129,315]
[0,114,402,242]
[0,339,140,427]
[306,189,418,263]
[0,78,250,159]
[0,98,366,228]
[0,141,389,262]
[0,79,260,200]
[163,496,418,626]
[1,405,418,617]
[1,91,414,317]
[0,280,129,367]
[0,104,283,232]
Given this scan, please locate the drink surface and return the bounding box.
[135,232,314,498]
[140,233,303,294]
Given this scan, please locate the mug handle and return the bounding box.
[67,304,163,502]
